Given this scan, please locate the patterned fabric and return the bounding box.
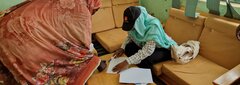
[34,42,97,85]
[0,0,101,85]
[87,0,102,14]
[121,36,157,64]
[125,40,156,64]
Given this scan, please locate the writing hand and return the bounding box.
[113,48,125,58]
[112,60,129,72]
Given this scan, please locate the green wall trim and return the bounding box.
[0,0,25,11]
[140,0,172,23]
[140,0,240,23]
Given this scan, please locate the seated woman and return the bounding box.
[113,6,177,83]
[0,0,101,84]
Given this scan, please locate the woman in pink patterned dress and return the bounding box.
[0,0,101,84]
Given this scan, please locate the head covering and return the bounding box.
[122,6,141,31]
[128,6,177,49]
[87,0,101,14]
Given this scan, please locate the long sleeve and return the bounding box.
[126,40,156,64]
[120,36,131,49]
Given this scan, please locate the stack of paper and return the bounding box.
[106,57,127,74]
[119,68,153,84]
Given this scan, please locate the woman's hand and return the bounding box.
[112,60,129,72]
[92,8,99,15]
[113,48,125,58]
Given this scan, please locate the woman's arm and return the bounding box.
[113,36,131,57]
[126,40,156,64]
[112,40,156,72]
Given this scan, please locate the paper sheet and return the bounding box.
[106,57,127,74]
[119,68,153,84]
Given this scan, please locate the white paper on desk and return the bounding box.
[119,68,153,84]
[106,57,127,74]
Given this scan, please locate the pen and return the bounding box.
[109,55,116,62]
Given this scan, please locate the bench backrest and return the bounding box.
[199,18,240,69]
[165,8,206,44]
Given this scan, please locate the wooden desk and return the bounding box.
[213,64,240,85]
[87,54,156,85]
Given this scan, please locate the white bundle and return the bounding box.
[171,40,200,64]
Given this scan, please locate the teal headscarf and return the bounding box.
[128,6,177,49]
